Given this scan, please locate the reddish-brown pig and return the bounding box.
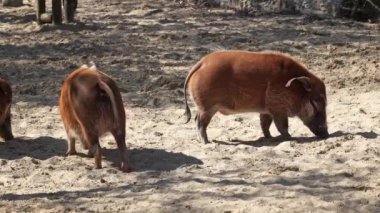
[0,78,14,141]
[184,50,328,143]
[59,65,130,172]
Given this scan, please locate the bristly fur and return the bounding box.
[59,66,130,172]
[183,59,203,123]
[183,50,328,142]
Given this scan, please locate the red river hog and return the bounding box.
[184,50,328,144]
[59,64,130,172]
[0,78,14,141]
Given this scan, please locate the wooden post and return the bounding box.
[64,0,75,23]
[36,0,46,24]
[52,0,62,25]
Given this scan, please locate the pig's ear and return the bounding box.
[285,76,311,92]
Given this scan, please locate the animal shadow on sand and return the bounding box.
[38,22,100,33]
[103,148,203,172]
[0,136,67,160]
[0,136,203,172]
[213,130,378,147]
[0,14,35,25]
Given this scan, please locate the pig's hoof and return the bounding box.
[200,138,210,144]
[87,150,94,158]
[66,150,77,156]
[121,162,131,173]
[264,134,272,139]
[95,164,102,169]
[4,135,14,141]
[279,134,292,141]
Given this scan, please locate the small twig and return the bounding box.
[365,0,380,12]
[351,0,359,18]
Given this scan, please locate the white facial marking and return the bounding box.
[305,102,315,118]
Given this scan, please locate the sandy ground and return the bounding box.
[0,0,379,212]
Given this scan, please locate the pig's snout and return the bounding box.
[309,125,329,139]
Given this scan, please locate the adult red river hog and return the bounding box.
[0,78,14,141]
[184,50,328,144]
[59,64,130,172]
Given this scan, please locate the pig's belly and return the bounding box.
[218,104,267,115]
[217,89,267,115]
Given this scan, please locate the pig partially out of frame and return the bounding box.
[184,51,328,143]
[0,78,14,141]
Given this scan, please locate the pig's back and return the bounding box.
[189,51,287,114]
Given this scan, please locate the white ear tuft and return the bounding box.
[285,78,296,87]
[80,64,89,69]
[285,76,311,92]
[89,61,97,71]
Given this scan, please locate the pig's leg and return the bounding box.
[71,132,90,156]
[63,125,77,155]
[80,133,94,158]
[66,135,77,155]
[195,110,215,144]
[64,123,77,155]
[88,135,102,169]
[112,130,130,173]
[0,111,14,141]
[272,114,291,138]
[260,114,272,138]
[79,133,90,150]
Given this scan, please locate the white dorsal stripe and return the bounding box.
[80,64,89,68]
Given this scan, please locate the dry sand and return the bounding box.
[0,0,379,212]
